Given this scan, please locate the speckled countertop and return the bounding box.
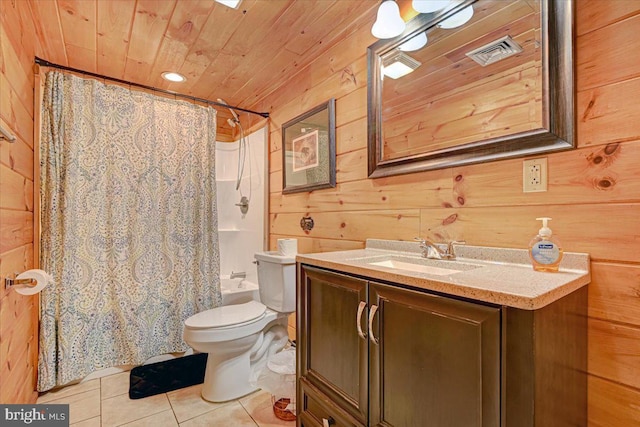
[296,239,590,310]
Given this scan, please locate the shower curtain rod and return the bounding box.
[34,57,270,119]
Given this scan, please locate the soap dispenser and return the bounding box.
[529,217,563,272]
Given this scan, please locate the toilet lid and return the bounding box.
[185,300,267,329]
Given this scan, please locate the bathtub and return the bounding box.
[220,276,259,306]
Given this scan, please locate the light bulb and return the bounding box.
[438,5,474,29]
[412,0,451,13]
[371,1,406,39]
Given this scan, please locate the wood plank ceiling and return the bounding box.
[27,0,377,141]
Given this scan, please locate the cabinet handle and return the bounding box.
[322,416,335,427]
[368,304,379,345]
[356,301,367,339]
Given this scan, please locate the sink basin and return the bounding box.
[363,255,482,276]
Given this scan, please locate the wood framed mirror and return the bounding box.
[367,0,574,178]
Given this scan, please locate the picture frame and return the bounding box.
[281,99,336,194]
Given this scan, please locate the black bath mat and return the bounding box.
[129,353,208,399]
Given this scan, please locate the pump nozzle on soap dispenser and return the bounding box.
[529,217,563,272]
[536,217,552,237]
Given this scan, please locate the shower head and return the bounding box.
[227,118,237,128]
[217,98,240,122]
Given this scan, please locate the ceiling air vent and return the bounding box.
[466,35,523,67]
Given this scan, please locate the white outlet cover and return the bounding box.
[523,158,548,192]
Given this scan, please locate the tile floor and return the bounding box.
[36,371,295,427]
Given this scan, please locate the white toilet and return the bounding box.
[183,251,296,402]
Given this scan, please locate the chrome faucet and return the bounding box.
[414,238,466,260]
[230,271,247,280]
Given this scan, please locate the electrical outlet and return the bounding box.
[523,158,548,192]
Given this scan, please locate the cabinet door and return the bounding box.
[368,282,501,427]
[298,266,368,423]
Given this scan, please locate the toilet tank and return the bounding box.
[254,251,296,313]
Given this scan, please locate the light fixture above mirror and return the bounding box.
[371,0,406,39]
[438,5,474,29]
[398,32,428,51]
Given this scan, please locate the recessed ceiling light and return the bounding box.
[161,72,186,83]
[215,0,242,9]
[382,51,422,79]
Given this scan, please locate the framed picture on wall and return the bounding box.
[282,99,336,194]
[292,130,320,172]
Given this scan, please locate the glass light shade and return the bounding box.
[215,0,242,8]
[161,72,186,82]
[398,32,428,51]
[412,0,451,13]
[371,1,406,39]
[438,5,474,29]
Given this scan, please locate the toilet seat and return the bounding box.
[183,305,282,344]
[185,300,267,330]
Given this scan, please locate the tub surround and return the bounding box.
[296,239,590,310]
[216,128,267,285]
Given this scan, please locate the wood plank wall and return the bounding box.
[253,2,640,425]
[0,0,637,420]
[383,63,542,158]
[0,0,42,404]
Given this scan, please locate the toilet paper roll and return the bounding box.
[277,239,298,257]
[13,269,53,295]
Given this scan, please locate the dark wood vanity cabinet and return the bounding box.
[297,265,500,427]
[297,264,587,427]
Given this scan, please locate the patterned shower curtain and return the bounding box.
[38,71,222,391]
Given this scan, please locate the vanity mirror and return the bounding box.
[367,0,574,178]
